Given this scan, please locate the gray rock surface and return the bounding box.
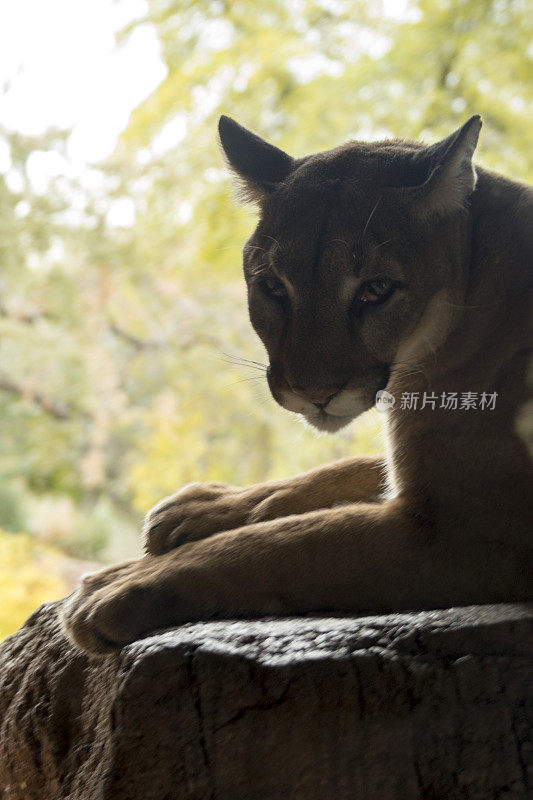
[0,600,532,799]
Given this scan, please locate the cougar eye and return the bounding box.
[261,277,287,298]
[360,278,395,303]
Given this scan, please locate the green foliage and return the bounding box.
[0,482,26,533]
[53,501,114,561]
[0,0,531,562]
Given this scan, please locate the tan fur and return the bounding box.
[393,289,456,370]
[62,117,532,655]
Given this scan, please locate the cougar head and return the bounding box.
[219,114,481,432]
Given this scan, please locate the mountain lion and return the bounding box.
[62,115,532,654]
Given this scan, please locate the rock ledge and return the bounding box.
[0,601,531,799]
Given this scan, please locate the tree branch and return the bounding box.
[0,373,72,420]
[108,323,165,351]
[0,301,54,325]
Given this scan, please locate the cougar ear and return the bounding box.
[218,116,294,204]
[403,115,482,219]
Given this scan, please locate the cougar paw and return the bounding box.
[60,560,175,656]
[142,481,246,556]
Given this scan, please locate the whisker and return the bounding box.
[371,239,392,252]
[246,262,271,281]
[249,396,273,409]
[245,244,269,254]
[226,366,267,377]
[226,376,266,387]
[393,368,426,380]
[362,197,381,238]
[223,359,266,370]
[220,351,268,370]
[264,234,282,252]
[392,357,432,368]
[214,244,242,253]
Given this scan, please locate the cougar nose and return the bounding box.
[291,386,341,406]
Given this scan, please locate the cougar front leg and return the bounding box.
[63,497,501,656]
[144,456,386,556]
[247,455,387,521]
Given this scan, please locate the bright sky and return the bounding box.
[0,0,414,175]
[0,0,166,165]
